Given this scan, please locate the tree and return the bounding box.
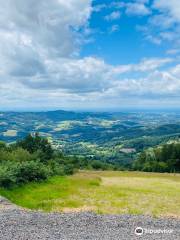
[134,142,180,173]
[17,133,53,162]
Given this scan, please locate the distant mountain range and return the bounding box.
[0,110,180,167]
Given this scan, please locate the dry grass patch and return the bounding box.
[1,171,180,217]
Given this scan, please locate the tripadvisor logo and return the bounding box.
[135,227,144,236]
[134,227,173,236]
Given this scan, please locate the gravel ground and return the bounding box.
[0,197,180,240]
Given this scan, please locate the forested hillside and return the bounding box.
[134,142,180,172]
[0,110,180,168]
[0,134,114,188]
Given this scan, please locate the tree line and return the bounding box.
[0,133,115,188]
[133,142,180,173]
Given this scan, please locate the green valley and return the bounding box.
[0,110,180,169]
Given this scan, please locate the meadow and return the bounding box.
[0,171,180,217]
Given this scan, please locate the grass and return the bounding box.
[0,171,180,217]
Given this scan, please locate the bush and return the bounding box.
[15,161,50,184]
[0,161,50,188]
[64,164,75,175]
[91,160,112,170]
[0,142,6,150]
[48,160,66,176]
[0,165,17,188]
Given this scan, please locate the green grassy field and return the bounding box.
[0,171,180,217]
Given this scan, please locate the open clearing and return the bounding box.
[0,171,180,217]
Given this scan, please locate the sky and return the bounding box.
[0,0,180,111]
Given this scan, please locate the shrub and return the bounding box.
[91,160,112,170]
[0,142,6,150]
[15,161,50,184]
[0,161,50,188]
[48,160,65,176]
[0,165,17,188]
[64,164,75,175]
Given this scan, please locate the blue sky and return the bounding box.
[83,0,167,64]
[0,0,180,111]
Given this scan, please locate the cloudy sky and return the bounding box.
[0,0,180,111]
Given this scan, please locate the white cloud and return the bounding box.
[166,49,180,55]
[113,57,173,74]
[153,0,180,22]
[93,4,107,12]
[104,11,121,21]
[0,0,179,110]
[0,0,93,91]
[107,64,180,99]
[20,57,172,92]
[140,0,180,46]
[22,57,113,92]
[110,2,125,9]
[148,14,176,29]
[126,2,151,16]
[0,55,179,109]
[0,0,92,55]
[0,0,92,62]
[109,24,119,33]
